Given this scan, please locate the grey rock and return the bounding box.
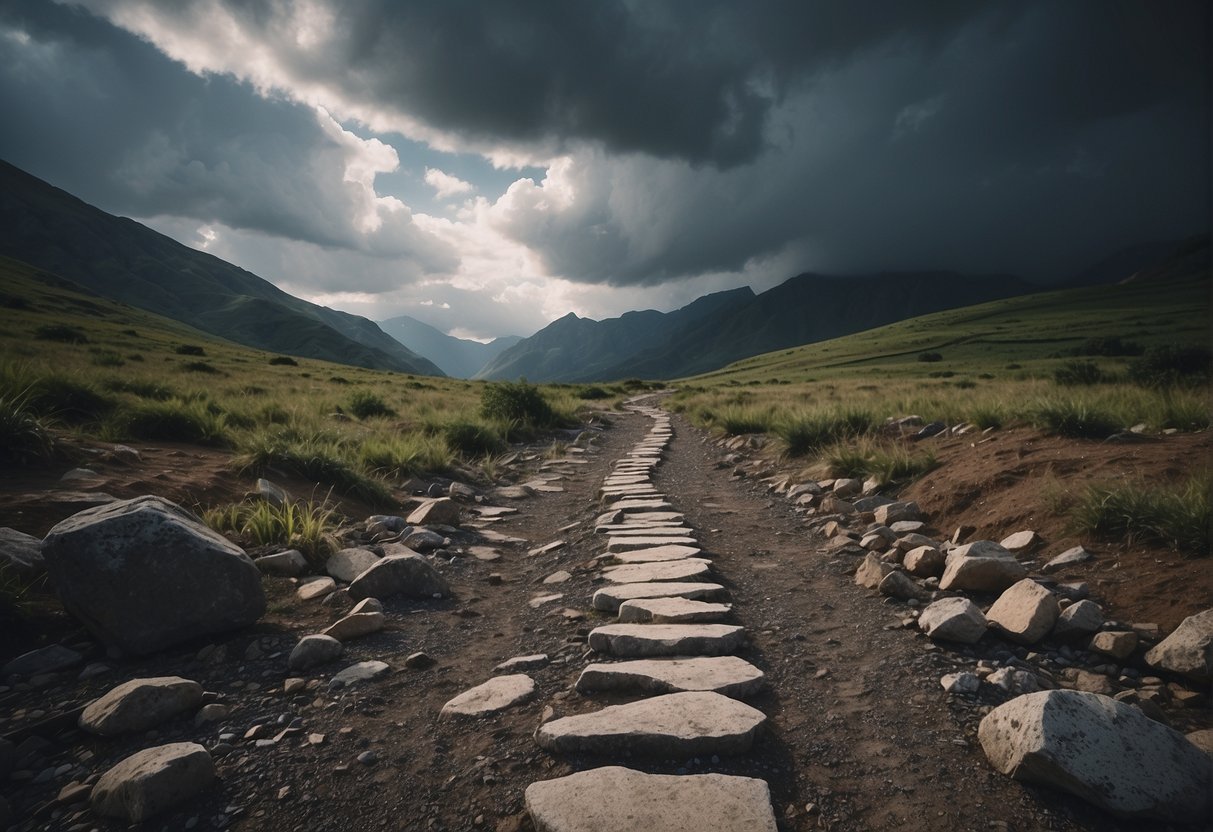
[878,570,929,602]
[90,742,214,822]
[918,597,988,644]
[494,654,549,672]
[535,692,766,757]
[0,527,44,577]
[854,552,894,589]
[2,644,82,679]
[617,597,732,624]
[979,690,1211,822]
[366,514,408,534]
[326,548,380,582]
[254,549,307,577]
[873,501,922,526]
[588,623,745,657]
[604,559,713,584]
[525,766,777,832]
[940,555,1027,593]
[347,554,451,601]
[986,579,1060,644]
[903,545,945,577]
[1145,609,1213,682]
[946,539,1014,562]
[296,576,336,600]
[80,676,203,736]
[607,544,702,563]
[940,672,980,694]
[987,667,1045,695]
[576,656,765,698]
[1000,530,1041,553]
[406,497,463,526]
[1090,631,1138,662]
[41,496,264,655]
[321,611,385,642]
[287,635,343,672]
[852,495,896,512]
[1053,599,1104,639]
[403,529,448,552]
[440,674,535,717]
[591,582,727,613]
[1042,545,1093,574]
[328,660,391,689]
[255,478,289,508]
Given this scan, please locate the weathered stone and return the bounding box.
[321,611,385,642]
[347,554,450,601]
[617,597,732,624]
[288,635,343,671]
[543,570,572,584]
[406,497,462,526]
[90,742,214,822]
[854,553,894,589]
[2,644,83,679]
[903,545,945,577]
[939,555,1027,593]
[1187,729,1213,756]
[853,495,896,512]
[1052,598,1104,639]
[193,703,229,726]
[535,692,765,757]
[918,597,988,644]
[1000,530,1040,553]
[440,674,535,717]
[946,540,1014,562]
[1042,545,1093,574]
[986,580,1060,644]
[403,529,447,552]
[832,478,861,498]
[606,536,698,553]
[941,672,981,694]
[577,656,764,698]
[80,677,203,736]
[254,549,307,577]
[604,559,713,584]
[495,654,549,672]
[873,501,922,526]
[1061,668,1118,695]
[606,544,702,563]
[588,623,745,657]
[255,478,289,508]
[296,576,336,600]
[0,527,43,577]
[878,569,929,602]
[592,582,727,613]
[1090,631,1138,662]
[525,767,777,832]
[978,690,1211,822]
[41,496,265,655]
[325,547,380,582]
[987,667,1045,695]
[328,660,391,688]
[1145,609,1213,682]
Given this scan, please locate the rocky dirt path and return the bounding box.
[3,402,1202,832]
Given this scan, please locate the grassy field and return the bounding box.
[0,258,645,515]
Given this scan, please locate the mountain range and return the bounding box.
[376,315,521,379]
[0,161,443,376]
[476,271,1036,382]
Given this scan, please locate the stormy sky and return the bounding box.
[0,1,1207,339]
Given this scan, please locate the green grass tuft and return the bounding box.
[347,390,396,420]
[204,498,339,566]
[775,407,877,457]
[1071,474,1211,555]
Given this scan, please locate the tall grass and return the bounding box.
[204,498,339,566]
[775,407,877,457]
[359,433,454,477]
[110,399,232,446]
[235,428,394,506]
[1071,474,1211,555]
[0,389,57,465]
[821,437,938,482]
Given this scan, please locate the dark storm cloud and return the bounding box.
[0,1,455,269]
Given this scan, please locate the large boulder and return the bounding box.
[90,742,214,822]
[41,496,265,655]
[978,690,1211,822]
[80,677,203,736]
[939,555,1027,593]
[918,597,987,644]
[347,554,450,601]
[0,527,44,577]
[985,579,1059,645]
[1145,609,1213,682]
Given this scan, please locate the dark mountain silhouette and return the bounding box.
[377,314,521,378]
[0,160,444,376]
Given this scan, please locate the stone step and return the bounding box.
[596,511,683,526]
[592,582,726,613]
[440,674,536,718]
[535,691,765,757]
[588,623,745,657]
[618,597,732,623]
[576,656,765,698]
[602,544,704,563]
[603,559,713,584]
[525,766,777,832]
[602,525,693,537]
[607,499,674,512]
[606,536,698,552]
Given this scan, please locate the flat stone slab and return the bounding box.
[607,536,698,553]
[603,526,693,537]
[588,623,745,657]
[605,545,704,563]
[441,674,536,717]
[618,597,732,623]
[535,691,765,757]
[577,656,765,698]
[607,500,673,512]
[592,582,727,613]
[596,511,682,527]
[526,766,776,832]
[328,660,390,689]
[603,559,713,584]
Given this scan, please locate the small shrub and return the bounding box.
[117,400,231,446]
[918,352,943,363]
[268,355,298,366]
[3,369,115,424]
[175,344,206,356]
[715,405,773,436]
[578,386,611,400]
[182,361,220,374]
[329,376,351,385]
[348,391,396,420]
[1031,399,1120,439]
[775,408,876,457]
[442,420,506,458]
[101,378,175,400]
[1053,360,1103,386]
[359,434,453,478]
[237,430,394,506]
[481,380,556,427]
[34,324,88,344]
[969,406,1006,430]
[1070,336,1144,357]
[1071,474,1211,555]
[0,390,56,465]
[1128,345,1212,387]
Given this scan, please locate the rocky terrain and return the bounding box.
[0,398,1209,831]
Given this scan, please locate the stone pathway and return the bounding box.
[522,403,779,828]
